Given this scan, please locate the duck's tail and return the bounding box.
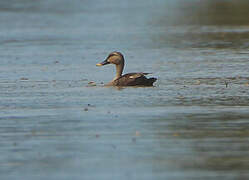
[148,77,157,86]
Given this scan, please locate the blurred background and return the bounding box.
[0,0,249,180]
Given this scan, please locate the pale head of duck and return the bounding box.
[96,52,124,66]
[96,52,125,80]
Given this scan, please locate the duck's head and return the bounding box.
[96,52,124,66]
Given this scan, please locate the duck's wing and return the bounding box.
[113,73,156,86]
[119,72,147,80]
[128,72,152,78]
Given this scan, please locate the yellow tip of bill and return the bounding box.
[96,63,103,66]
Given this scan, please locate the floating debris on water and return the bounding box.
[194,80,201,85]
[177,95,185,99]
[132,137,136,143]
[173,133,180,137]
[225,81,229,88]
[87,104,96,107]
[135,131,140,136]
[87,81,96,86]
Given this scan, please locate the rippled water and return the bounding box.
[1,0,249,179]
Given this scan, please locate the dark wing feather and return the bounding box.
[112,73,157,86]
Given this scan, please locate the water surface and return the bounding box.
[1,0,249,179]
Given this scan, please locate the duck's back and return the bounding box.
[108,73,157,86]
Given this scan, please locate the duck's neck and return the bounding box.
[113,63,124,81]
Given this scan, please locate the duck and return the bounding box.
[96,52,157,86]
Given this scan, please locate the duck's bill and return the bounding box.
[96,59,110,66]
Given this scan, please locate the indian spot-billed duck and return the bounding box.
[96,52,157,86]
